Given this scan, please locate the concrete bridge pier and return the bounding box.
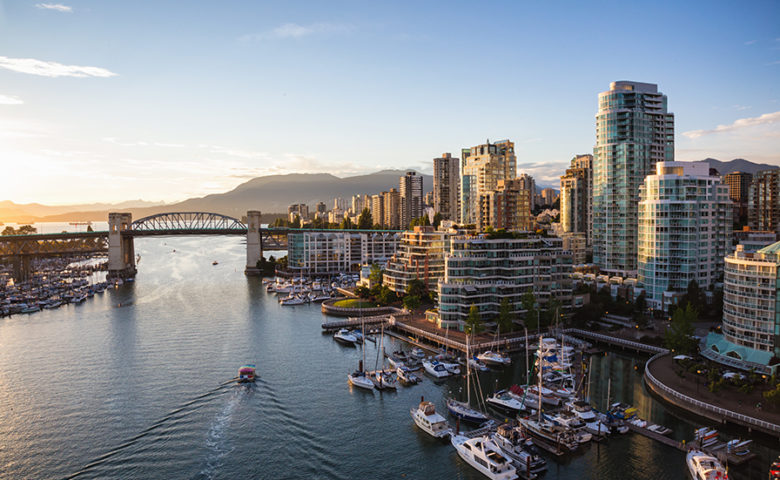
[11,256,32,283]
[107,212,137,279]
[245,210,262,275]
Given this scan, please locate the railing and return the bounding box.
[644,352,780,434]
[563,328,668,354]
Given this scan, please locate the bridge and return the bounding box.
[0,211,402,281]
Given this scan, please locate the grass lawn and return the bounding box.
[332,299,376,309]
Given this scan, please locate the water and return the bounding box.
[0,235,776,479]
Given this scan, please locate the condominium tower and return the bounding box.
[749,170,780,236]
[593,81,675,277]
[383,188,401,229]
[477,179,532,232]
[400,171,423,228]
[460,140,516,225]
[516,173,536,212]
[637,162,732,311]
[559,154,593,244]
[433,153,460,222]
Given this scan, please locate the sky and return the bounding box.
[0,0,779,205]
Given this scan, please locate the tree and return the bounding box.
[664,302,698,354]
[635,291,647,312]
[403,295,421,310]
[291,215,301,229]
[16,225,36,234]
[405,278,428,300]
[464,305,484,335]
[432,212,443,228]
[521,291,538,330]
[355,286,370,299]
[1,226,15,236]
[368,264,383,285]
[357,208,373,230]
[677,280,705,315]
[543,297,563,328]
[496,298,514,333]
[377,285,398,305]
[339,216,354,230]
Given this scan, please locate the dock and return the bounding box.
[321,315,390,332]
[626,423,756,466]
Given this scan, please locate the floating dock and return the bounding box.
[626,423,756,466]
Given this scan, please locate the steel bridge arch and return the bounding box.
[130,212,246,233]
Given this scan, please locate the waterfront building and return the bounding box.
[516,173,536,212]
[703,242,780,375]
[288,203,309,222]
[559,154,593,245]
[383,226,453,294]
[400,171,423,228]
[288,231,400,276]
[437,234,573,330]
[433,152,460,222]
[637,162,732,311]
[460,140,516,225]
[383,188,401,229]
[593,81,675,277]
[476,178,531,232]
[540,188,557,206]
[749,169,780,236]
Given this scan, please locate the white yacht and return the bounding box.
[686,450,728,480]
[517,416,579,453]
[411,347,426,359]
[451,434,518,480]
[566,400,609,437]
[550,410,592,444]
[333,329,358,345]
[477,350,512,367]
[491,424,546,476]
[410,399,451,438]
[347,370,374,390]
[423,360,451,378]
[371,370,398,390]
[485,390,526,414]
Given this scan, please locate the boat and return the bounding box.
[410,397,451,438]
[550,410,592,444]
[212,260,218,265]
[685,450,728,480]
[371,369,398,390]
[566,400,609,437]
[486,390,526,414]
[694,427,719,448]
[347,368,375,390]
[725,438,751,455]
[608,402,638,420]
[491,424,547,476]
[397,365,421,385]
[447,335,489,425]
[333,328,358,345]
[423,360,451,378]
[647,424,673,436]
[279,295,306,306]
[469,356,490,372]
[237,364,256,383]
[770,456,780,480]
[478,350,512,367]
[450,434,518,480]
[20,305,40,313]
[410,347,426,359]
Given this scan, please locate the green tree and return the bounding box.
[521,291,538,330]
[357,208,373,229]
[355,286,370,299]
[432,212,443,228]
[405,278,428,300]
[1,226,16,236]
[291,215,301,229]
[496,297,514,333]
[403,295,421,310]
[664,302,698,354]
[339,216,354,230]
[464,304,484,335]
[368,264,383,285]
[86,225,94,232]
[677,280,705,314]
[377,285,398,305]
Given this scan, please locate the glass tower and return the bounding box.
[592,81,674,277]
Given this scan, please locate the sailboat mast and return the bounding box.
[537,336,542,423]
[466,334,471,405]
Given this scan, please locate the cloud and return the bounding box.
[744,40,757,45]
[682,111,780,138]
[35,3,72,12]
[0,56,117,78]
[240,23,353,41]
[0,94,23,105]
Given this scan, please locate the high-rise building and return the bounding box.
[516,173,536,213]
[288,231,400,275]
[593,81,675,277]
[383,226,453,294]
[477,178,531,232]
[371,194,385,227]
[315,202,327,215]
[749,170,780,236]
[724,171,753,203]
[383,188,401,229]
[559,154,593,245]
[433,153,460,222]
[400,171,423,228]
[638,162,732,311]
[437,234,573,330]
[287,203,309,222]
[540,188,557,206]
[703,241,780,375]
[333,197,346,211]
[350,195,365,216]
[460,140,516,224]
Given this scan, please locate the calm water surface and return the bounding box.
[0,236,776,479]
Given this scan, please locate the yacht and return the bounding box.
[279,295,306,306]
[450,434,518,480]
[446,398,489,424]
[423,360,451,378]
[550,410,592,444]
[686,450,728,480]
[397,365,421,385]
[347,370,375,390]
[469,357,490,372]
[608,402,637,420]
[565,400,609,437]
[410,399,451,438]
[411,347,426,359]
[333,329,358,345]
[371,370,398,390]
[517,416,579,452]
[491,424,547,476]
[485,390,526,414]
[477,350,512,367]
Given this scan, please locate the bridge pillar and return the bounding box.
[108,212,137,279]
[11,256,32,283]
[245,210,262,275]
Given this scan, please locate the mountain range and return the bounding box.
[1,159,776,224]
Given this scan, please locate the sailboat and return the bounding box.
[447,334,489,424]
[371,322,398,390]
[347,314,374,391]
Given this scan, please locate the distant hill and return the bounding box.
[0,199,165,223]
[696,158,779,176]
[1,170,433,223]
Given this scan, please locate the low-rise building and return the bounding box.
[288,231,400,276]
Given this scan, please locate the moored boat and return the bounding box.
[478,350,512,367]
[486,390,526,414]
[685,449,728,480]
[423,360,451,378]
[491,424,546,476]
[410,398,451,438]
[451,434,518,480]
[333,328,358,345]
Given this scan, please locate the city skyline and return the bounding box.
[1,1,779,205]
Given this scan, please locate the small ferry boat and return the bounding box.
[686,450,728,480]
[237,364,256,383]
[410,398,451,438]
[450,434,517,480]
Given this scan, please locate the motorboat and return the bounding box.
[686,450,728,480]
[333,329,358,345]
[491,424,547,476]
[397,365,421,385]
[446,398,489,424]
[347,370,375,390]
[525,385,561,406]
[442,362,461,375]
[694,428,719,448]
[237,364,256,383]
[550,410,592,444]
[450,434,518,480]
[410,398,451,438]
[770,456,780,480]
[646,424,673,436]
[20,305,40,313]
[423,360,451,378]
[411,347,426,359]
[517,416,579,452]
[371,370,398,390]
[566,400,609,437]
[608,402,637,420]
[486,390,526,414]
[212,260,218,265]
[469,357,490,372]
[477,350,512,367]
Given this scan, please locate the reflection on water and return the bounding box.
[0,235,775,479]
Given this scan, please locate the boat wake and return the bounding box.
[194,388,243,480]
